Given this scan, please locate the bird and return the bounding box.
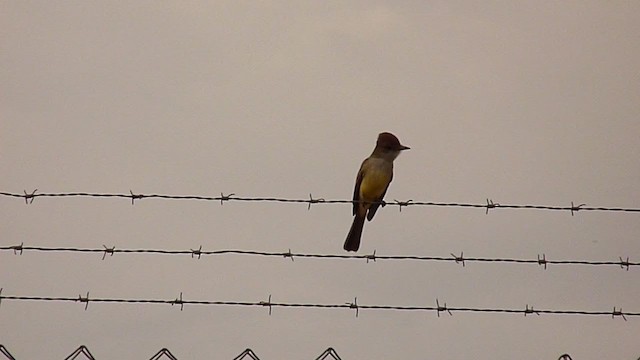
[343,132,409,252]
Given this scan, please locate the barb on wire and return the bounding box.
[102,245,115,260]
[436,298,452,317]
[2,191,639,214]
[78,292,90,311]
[524,304,540,317]
[2,292,636,319]
[1,244,638,270]
[307,193,325,210]
[64,345,95,360]
[172,292,184,311]
[485,198,498,214]
[316,348,342,360]
[233,349,261,360]
[10,243,23,256]
[191,245,203,259]
[451,252,465,267]
[283,249,294,262]
[365,250,377,263]
[612,306,627,321]
[221,193,235,205]
[347,297,359,318]
[538,254,548,269]
[129,190,142,205]
[570,202,586,216]
[260,295,272,316]
[619,256,630,271]
[22,189,37,204]
[149,348,178,360]
[0,344,17,360]
[393,199,412,212]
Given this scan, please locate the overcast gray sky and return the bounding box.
[1,1,639,359]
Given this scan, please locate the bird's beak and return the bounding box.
[399,145,410,151]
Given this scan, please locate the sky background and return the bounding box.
[1,1,639,359]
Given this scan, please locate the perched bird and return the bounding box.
[344,132,409,252]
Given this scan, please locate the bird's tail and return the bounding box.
[343,213,366,252]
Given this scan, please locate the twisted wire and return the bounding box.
[2,191,639,213]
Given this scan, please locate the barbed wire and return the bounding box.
[0,290,636,319]
[1,243,636,270]
[2,190,639,214]
[0,345,342,360]
[0,345,602,360]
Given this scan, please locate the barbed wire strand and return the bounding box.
[2,191,639,214]
[0,345,590,360]
[0,244,636,270]
[0,291,635,320]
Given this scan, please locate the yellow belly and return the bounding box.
[360,167,391,202]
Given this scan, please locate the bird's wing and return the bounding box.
[352,159,367,216]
